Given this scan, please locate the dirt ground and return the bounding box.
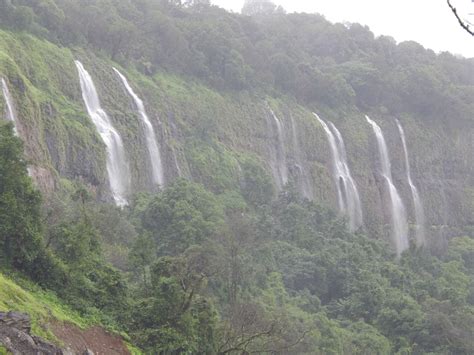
[49,321,131,355]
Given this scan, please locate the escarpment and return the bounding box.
[0,30,472,254]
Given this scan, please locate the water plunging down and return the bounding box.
[1,78,19,135]
[113,68,165,187]
[290,115,313,200]
[269,109,288,189]
[75,60,130,207]
[314,113,363,231]
[396,120,426,247]
[366,115,409,256]
[2,78,34,177]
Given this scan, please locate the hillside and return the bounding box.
[0,0,472,353]
[0,272,136,354]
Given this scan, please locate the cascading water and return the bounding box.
[268,109,288,188]
[1,78,19,135]
[366,115,409,256]
[328,121,364,230]
[113,68,165,187]
[290,115,313,200]
[2,78,34,177]
[314,113,363,231]
[396,119,426,247]
[75,60,130,207]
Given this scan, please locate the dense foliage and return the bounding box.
[0,0,473,354]
[0,123,472,353]
[0,0,473,124]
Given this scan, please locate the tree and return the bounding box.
[129,233,156,288]
[0,123,43,271]
[140,179,225,255]
[129,249,217,353]
[242,0,278,16]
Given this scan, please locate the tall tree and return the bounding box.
[0,123,43,271]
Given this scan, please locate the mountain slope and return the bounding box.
[0,272,138,354]
[0,27,471,247]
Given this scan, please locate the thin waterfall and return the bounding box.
[1,78,19,135]
[113,68,165,187]
[172,149,182,178]
[396,119,425,247]
[266,109,288,189]
[75,60,130,207]
[290,115,313,200]
[314,113,363,231]
[328,121,363,230]
[270,109,288,186]
[366,115,409,256]
[2,78,34,177]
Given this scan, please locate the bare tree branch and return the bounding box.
[447,0,474,36]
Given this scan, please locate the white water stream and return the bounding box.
[366,115,409,256]
[75,61,130,206]
[315,113,363,231]
[1,78,19,135]
[396,119,425,247]
[113,68,165,187]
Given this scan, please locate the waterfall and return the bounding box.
[267,109,288,189]
[314,113,363,231]
[290,115,313,200]
[2,78,34,177]
[1,78,19,135]
[75,60,130,207]
[328,121,363,230]
[270,109,288,186]
[396,119,426,247]
[172,150,182,178]
[366,115,409,256]
[113,68,165,187]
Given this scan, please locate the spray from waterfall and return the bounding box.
[113,68,165,187]
[75,60,130,207]
[1,78,19,135]
[366,115,409,256]
[314,113,363,231]
[396,119,426,247]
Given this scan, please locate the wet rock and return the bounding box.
[0,311,64,354]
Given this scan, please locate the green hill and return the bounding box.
[0,0,472,353]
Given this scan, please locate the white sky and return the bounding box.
[211,0,474,58]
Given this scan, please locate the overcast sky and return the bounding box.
[211,0,474,58]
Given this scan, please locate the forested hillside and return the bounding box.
[0,0,473,353]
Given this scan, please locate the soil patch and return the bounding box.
[49,321,130,355]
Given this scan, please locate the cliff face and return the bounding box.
[0,29,472,248]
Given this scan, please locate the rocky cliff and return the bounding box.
[0,29,472,252]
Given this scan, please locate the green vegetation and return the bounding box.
[0,0,472,123]
[0,272,89,340]
[1,121,472,352]
[0,0,472,354]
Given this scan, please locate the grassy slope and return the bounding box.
[0,30,107,193]
[0,273,141,354]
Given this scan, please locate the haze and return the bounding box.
[212,0,474,58]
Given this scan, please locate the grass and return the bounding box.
[0,272,91,341]
[0,272,143,354]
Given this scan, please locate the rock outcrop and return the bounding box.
[0,311,94,355]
